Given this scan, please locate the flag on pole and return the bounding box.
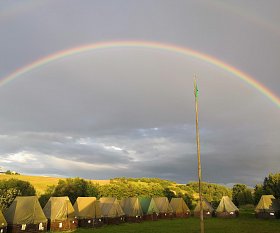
[193,76,204,233]
[194,79,199,99]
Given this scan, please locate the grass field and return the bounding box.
[0,174,110,195]
[75,213,280,233]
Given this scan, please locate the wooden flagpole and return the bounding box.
[194,77,204,233]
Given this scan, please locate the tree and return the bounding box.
[52,177,99,204]
[232,184,246,206]
[38,185,56,208]
[0,179,36,210]
[99,182,138,198]
[0,188,21,210]
[232,184,253,206]
[163,188,176,201]
[186,182,232,203]
[87,182,99,197]
[262,173,280,199]
[254,184,264,205]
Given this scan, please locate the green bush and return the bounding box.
[0,178,35,209]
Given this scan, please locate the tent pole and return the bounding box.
[194,77,204,233]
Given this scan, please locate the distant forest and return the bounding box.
[0,173,279,210]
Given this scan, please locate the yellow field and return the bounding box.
[0,174,110,195]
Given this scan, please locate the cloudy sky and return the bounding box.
[0,0,279,186]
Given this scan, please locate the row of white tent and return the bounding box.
[0,194,278,233]
[197,195,280,219]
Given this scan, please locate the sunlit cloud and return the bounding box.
[5,151,37,163]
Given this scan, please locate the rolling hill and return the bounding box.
[0,174,110,195]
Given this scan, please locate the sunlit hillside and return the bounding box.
[0,174,234,209]
[0,174,110,195]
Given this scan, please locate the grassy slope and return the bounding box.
[75,214,280,233]
[0,174,110,195]
[0,174,188,196]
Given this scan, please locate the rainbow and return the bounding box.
[207,1,280,37]
[1,40,279,107]
[0,1,46,23]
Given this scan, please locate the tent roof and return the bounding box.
[153,197,173,213]
[170,198,190,214]
[99,197,116,203]
[194,198,214,212]
[216,196,238,213]
[120,198,143,217]
[0,210,7,227]
[255,195,280,212]
[4,196,47,224]
[43,196,75,221]
[139,197,159,215]
[99,197,124,217]
[94,200,102,218]
[73,197,101,218]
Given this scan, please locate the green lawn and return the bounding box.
[75,214,280,233]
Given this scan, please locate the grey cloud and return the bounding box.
[0,1,279,186]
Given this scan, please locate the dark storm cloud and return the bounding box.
[0,0,279,186]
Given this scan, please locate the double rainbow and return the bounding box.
[1,40,279,108]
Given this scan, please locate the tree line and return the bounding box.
[0,173,279,211]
